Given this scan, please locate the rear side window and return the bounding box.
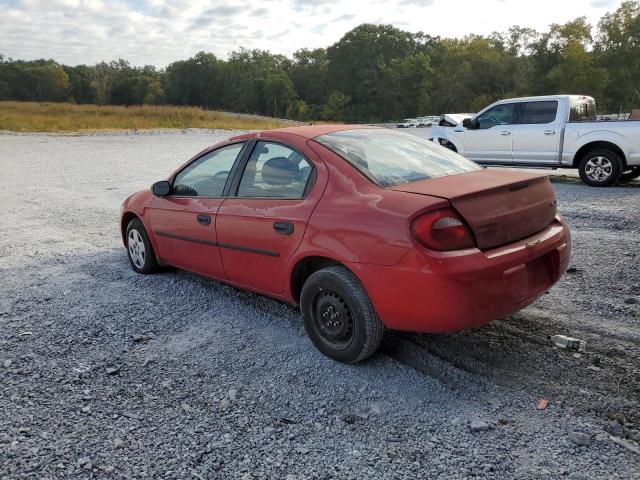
[518,101,558,124]
[237,141,313,198]
[315,129,481,188]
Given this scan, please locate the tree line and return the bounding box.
[1,1,638,122]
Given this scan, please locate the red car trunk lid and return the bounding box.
[391,169,557,250]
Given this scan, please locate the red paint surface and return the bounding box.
[391,169,558,250]
[121,125,571,333]
[147,197,225,278]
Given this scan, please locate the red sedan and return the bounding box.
[120,125,571,363]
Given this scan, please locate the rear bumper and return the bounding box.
[347,215,571,333]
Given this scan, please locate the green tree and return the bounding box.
[64,65,97,104]
[545,40,608,98]
[144,80,166,105]
[288,48,328,107]
[223,48,293,115]
[595,1,640,110]
[327,24,419,121]
[286,99,311,121]
[264,71,296,118]
[427,35,520,113]
[7,60,69,101]
[165,52,223,107]
[378,52,432,119]
[0,54,11,100]
[530,17,601,95]
[321,91,351,121]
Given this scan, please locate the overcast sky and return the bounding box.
[0,0,623,67]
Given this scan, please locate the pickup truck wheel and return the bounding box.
[300,266,384,363]
[578,149,623,187]
[620,166,640,182]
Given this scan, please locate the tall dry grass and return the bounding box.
[0,102,294,132]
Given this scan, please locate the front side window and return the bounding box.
[237,141,313,198]
[172,143,244,197]
[519,101,558,124]
[315,128,481,188]
[475,103,517,129]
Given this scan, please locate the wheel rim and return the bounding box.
[311,289,354,349]
[585,156,613,182]
[127,229,146,268]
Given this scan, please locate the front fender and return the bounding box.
[120,189,154,245]
[429,126,463,153]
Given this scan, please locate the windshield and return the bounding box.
[315,128,481,187]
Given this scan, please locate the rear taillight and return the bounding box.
[411,208,476,251]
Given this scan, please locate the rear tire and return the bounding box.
[578,149,623,187]
[126,218,158,274]
[620,166,640,182]
[300,266,384,363]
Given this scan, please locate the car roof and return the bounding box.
[257,124,379,140]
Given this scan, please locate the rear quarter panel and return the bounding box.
[562,122,640,166]
[291,140,448,267]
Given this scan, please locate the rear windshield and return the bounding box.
[315,129,481,187]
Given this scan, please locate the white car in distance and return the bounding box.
[397,118,419,128]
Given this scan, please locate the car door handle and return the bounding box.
[273,221,294,235]
[500,131,511,136]
[196,214,211,226]
[544,130,556,135]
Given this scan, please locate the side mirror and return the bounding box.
[462,118,473,129]
[152,180,171,196]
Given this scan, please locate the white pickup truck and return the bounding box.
[429,95,640,186]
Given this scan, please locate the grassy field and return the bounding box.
[0,102,295,132]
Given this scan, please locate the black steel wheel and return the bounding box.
[312,289,355,349]
[300,266,384,363]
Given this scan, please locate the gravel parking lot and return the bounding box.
[1,130,639,479]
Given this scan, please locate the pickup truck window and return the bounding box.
[475,103,517,129]
[569,97,597,122]
[518,101,558,124]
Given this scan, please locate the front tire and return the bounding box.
[578,149,623,187]
[620,166,640,182]
[126,218,158,274]
[300,266,384,363]
[439,139,458,153]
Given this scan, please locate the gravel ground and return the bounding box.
[1,130,639,479]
